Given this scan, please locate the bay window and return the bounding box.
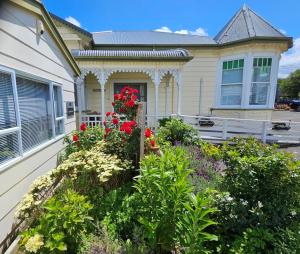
[249,58,272,105]
[0,66,65,167]
[220,59,244,106]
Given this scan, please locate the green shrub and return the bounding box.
[134,148,217,253]
[20,190,93,253]
[157,118,198,146]
[158,117,172,127]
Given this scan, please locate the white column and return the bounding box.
[177,72,182,115]
[269,54,280,108]
[154,70,160,127]
[76,77,83,124]
[100,82,105,124]
[165,77,170,116]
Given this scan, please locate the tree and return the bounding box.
[278,69,300,98]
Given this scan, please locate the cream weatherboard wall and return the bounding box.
[0,2,77,244]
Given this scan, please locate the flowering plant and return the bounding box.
[144,127,158,152]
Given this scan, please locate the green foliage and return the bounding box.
[20,190,93,253]
[158,117,172,127]
[278,69,300,98]
[63,126,103,158]
[134,147,217,252]
[157,118,198,146]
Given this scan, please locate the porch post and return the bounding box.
[177,71,182,115]
[165,77,170,116]
[154,70,160,127]
[100,83,105,124]
[75,77,83,125]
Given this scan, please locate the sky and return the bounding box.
[43,0,300,78]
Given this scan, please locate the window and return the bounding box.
[0,66,65,167]
[220,59,244,105]
[249,58,272,105]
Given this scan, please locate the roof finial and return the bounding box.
[242,3,248,11]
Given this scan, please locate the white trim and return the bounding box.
[0,127,20,136]
[49,83,56,137]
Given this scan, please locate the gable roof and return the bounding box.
[215,4,292,46]
[92,31,216,46]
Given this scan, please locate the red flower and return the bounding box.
[133,89,139,94]
[106,112,111,117]
[129,120,136,127]
[105,128,111,134]
[124,127,132,135]
[112,112,116,117]
[120,122,132,135]
[131,95,138,101]
[145,128,152,138]
[103,120,106,126]
[112,118,119,125]
[80,123,87,131]
[125,99,135,108]
[72,134,79,142]
[114,94,120,100]
[112,102,115,107]
[150,139,156,147]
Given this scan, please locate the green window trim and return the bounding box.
[222,59,244,70]
[253,57,272,67]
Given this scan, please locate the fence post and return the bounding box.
[222,119,228,140]
[261,121,268,143]
[137,102,146,161]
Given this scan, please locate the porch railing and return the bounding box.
[81,113,300,144]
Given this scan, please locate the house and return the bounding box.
[51,4,292,128]
[0,0,80,248]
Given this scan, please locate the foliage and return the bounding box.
[63,124,103,158]
[278,69,300,98]
[20,190,93,253]
[158,117,172,127]
[134,147,217,252]
[157,118,198,146]
[211,137,300,252]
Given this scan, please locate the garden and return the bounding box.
[16,86,300,253]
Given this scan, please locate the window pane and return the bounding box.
[0,132,19,165]
[252,66,271,82]
[249,83,269,105]
[0,71,17,130]
[17,76,53,152]
[53,85,63,118]
[222,69,243,84]
[55,119,64,136]
[221,84,242,105]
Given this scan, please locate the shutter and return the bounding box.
[16,76,52,152]
[0,71,19,164]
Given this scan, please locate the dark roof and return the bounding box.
[215,4,290,45]
[50,13,92,39]
[92,31,216,46]
[71,49,192,60]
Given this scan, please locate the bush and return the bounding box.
[133,147,217,253]
[212,137,300,252]
[20,190,93,253]
[157,118,198,146]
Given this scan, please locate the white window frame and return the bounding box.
[0,65,65,171]
[215,52,279,109]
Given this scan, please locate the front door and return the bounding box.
[114,82,147,111]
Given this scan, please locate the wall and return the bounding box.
[0,2,76,245]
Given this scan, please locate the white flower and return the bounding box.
[291,210,297,216]
[257,201,263,208]
[25,234,44,253]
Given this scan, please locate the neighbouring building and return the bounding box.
[0,0,80,248]
[51,4,292,128]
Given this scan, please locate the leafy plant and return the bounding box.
[20,190,93,253]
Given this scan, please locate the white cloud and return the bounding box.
[279,38,300,78]
[155,26,208,36]
[65,16,81,28]
[155,26,172,33]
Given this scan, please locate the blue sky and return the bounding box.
[43,0,300,77]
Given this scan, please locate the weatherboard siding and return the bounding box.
[0,2,76,244]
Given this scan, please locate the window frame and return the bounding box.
[0,65,65,171]
[215,53,279,109]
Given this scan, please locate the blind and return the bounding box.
[16,76,53,152]
[0,132,19,165]
[0,71,17,130]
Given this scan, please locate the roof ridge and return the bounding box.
[242,5,256,37]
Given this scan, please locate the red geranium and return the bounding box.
[131,95,138,101]
[133,89,139,94]
[145,128,152,138]
[129,120,136,127]
[106,112,111,117]
[72,134,79,142]
[120,122,133,135]
[105,128,111,134]
[112,102,115,107]
[150,139,156,147]
[125,99,135,108]
[80,123,87,132]
[112,118,119,125]
[114,94,120,100]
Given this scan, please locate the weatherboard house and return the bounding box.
[51,4,292,127]
[0,0,293,249]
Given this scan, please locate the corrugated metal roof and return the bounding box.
[92,31,216,45]
[215,4,287,44]
[72,49,192,59]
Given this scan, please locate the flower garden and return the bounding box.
[15,86,300,253]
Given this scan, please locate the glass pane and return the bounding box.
[252,66,271,82]
[249,83,269,105]
[239,59,244,68]
[53,86,63,118]
[221,84,242,105]
[55,119,64,136]
[0,71,17,130]
[17,76,52,152]
[223,61,227,70]
[0,132,19,165]
[222,69,243,84]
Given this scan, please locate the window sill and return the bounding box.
[0,134,65,174]
[211,107,274,111]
